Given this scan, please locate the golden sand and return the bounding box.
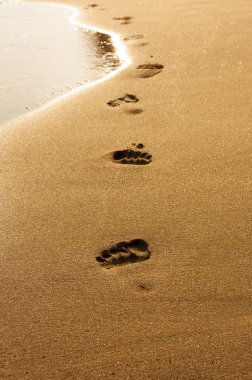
[0,1,251,378]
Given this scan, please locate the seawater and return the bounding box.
[0,1,121,125]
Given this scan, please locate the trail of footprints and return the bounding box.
[94,15,165,268]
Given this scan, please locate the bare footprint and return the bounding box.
[96,239,151,267]
[113,16,133,25]
[107,94,139,107]
[137,282,154,293]
[137,63,164,78]
[83,4,98,9]
[112,143,152,165]
[123,35,144,41]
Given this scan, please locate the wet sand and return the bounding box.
[0,1,251,379]
[0,2,121,125]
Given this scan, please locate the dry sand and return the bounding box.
[0,0,251,379]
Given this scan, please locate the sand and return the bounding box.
[0,0,251,379]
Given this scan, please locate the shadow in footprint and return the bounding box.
[107,94,139,107]
[137,64,164,78]
[112,143,152,165]
[134,42,150,47]
[96,239,151,268]
[126,108,143,115]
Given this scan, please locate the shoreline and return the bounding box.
[1,0,251,379]
[28,1,131,116]
[1,0,131,128]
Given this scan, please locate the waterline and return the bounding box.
[0,1,131,125]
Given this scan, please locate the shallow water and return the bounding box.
[0,1,120,126]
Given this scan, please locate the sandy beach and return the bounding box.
[0,0,251,379]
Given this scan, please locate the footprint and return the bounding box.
[123,35,144,41]
[137,282,154,293]
[123,35,149,47]
[112,143,152,165]
[113,16,133,25]
[83,4,98,9]
[137,63,164,78]
[96,239,151,267]
[107,94,139,107]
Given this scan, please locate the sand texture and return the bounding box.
[0,0,251,379]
